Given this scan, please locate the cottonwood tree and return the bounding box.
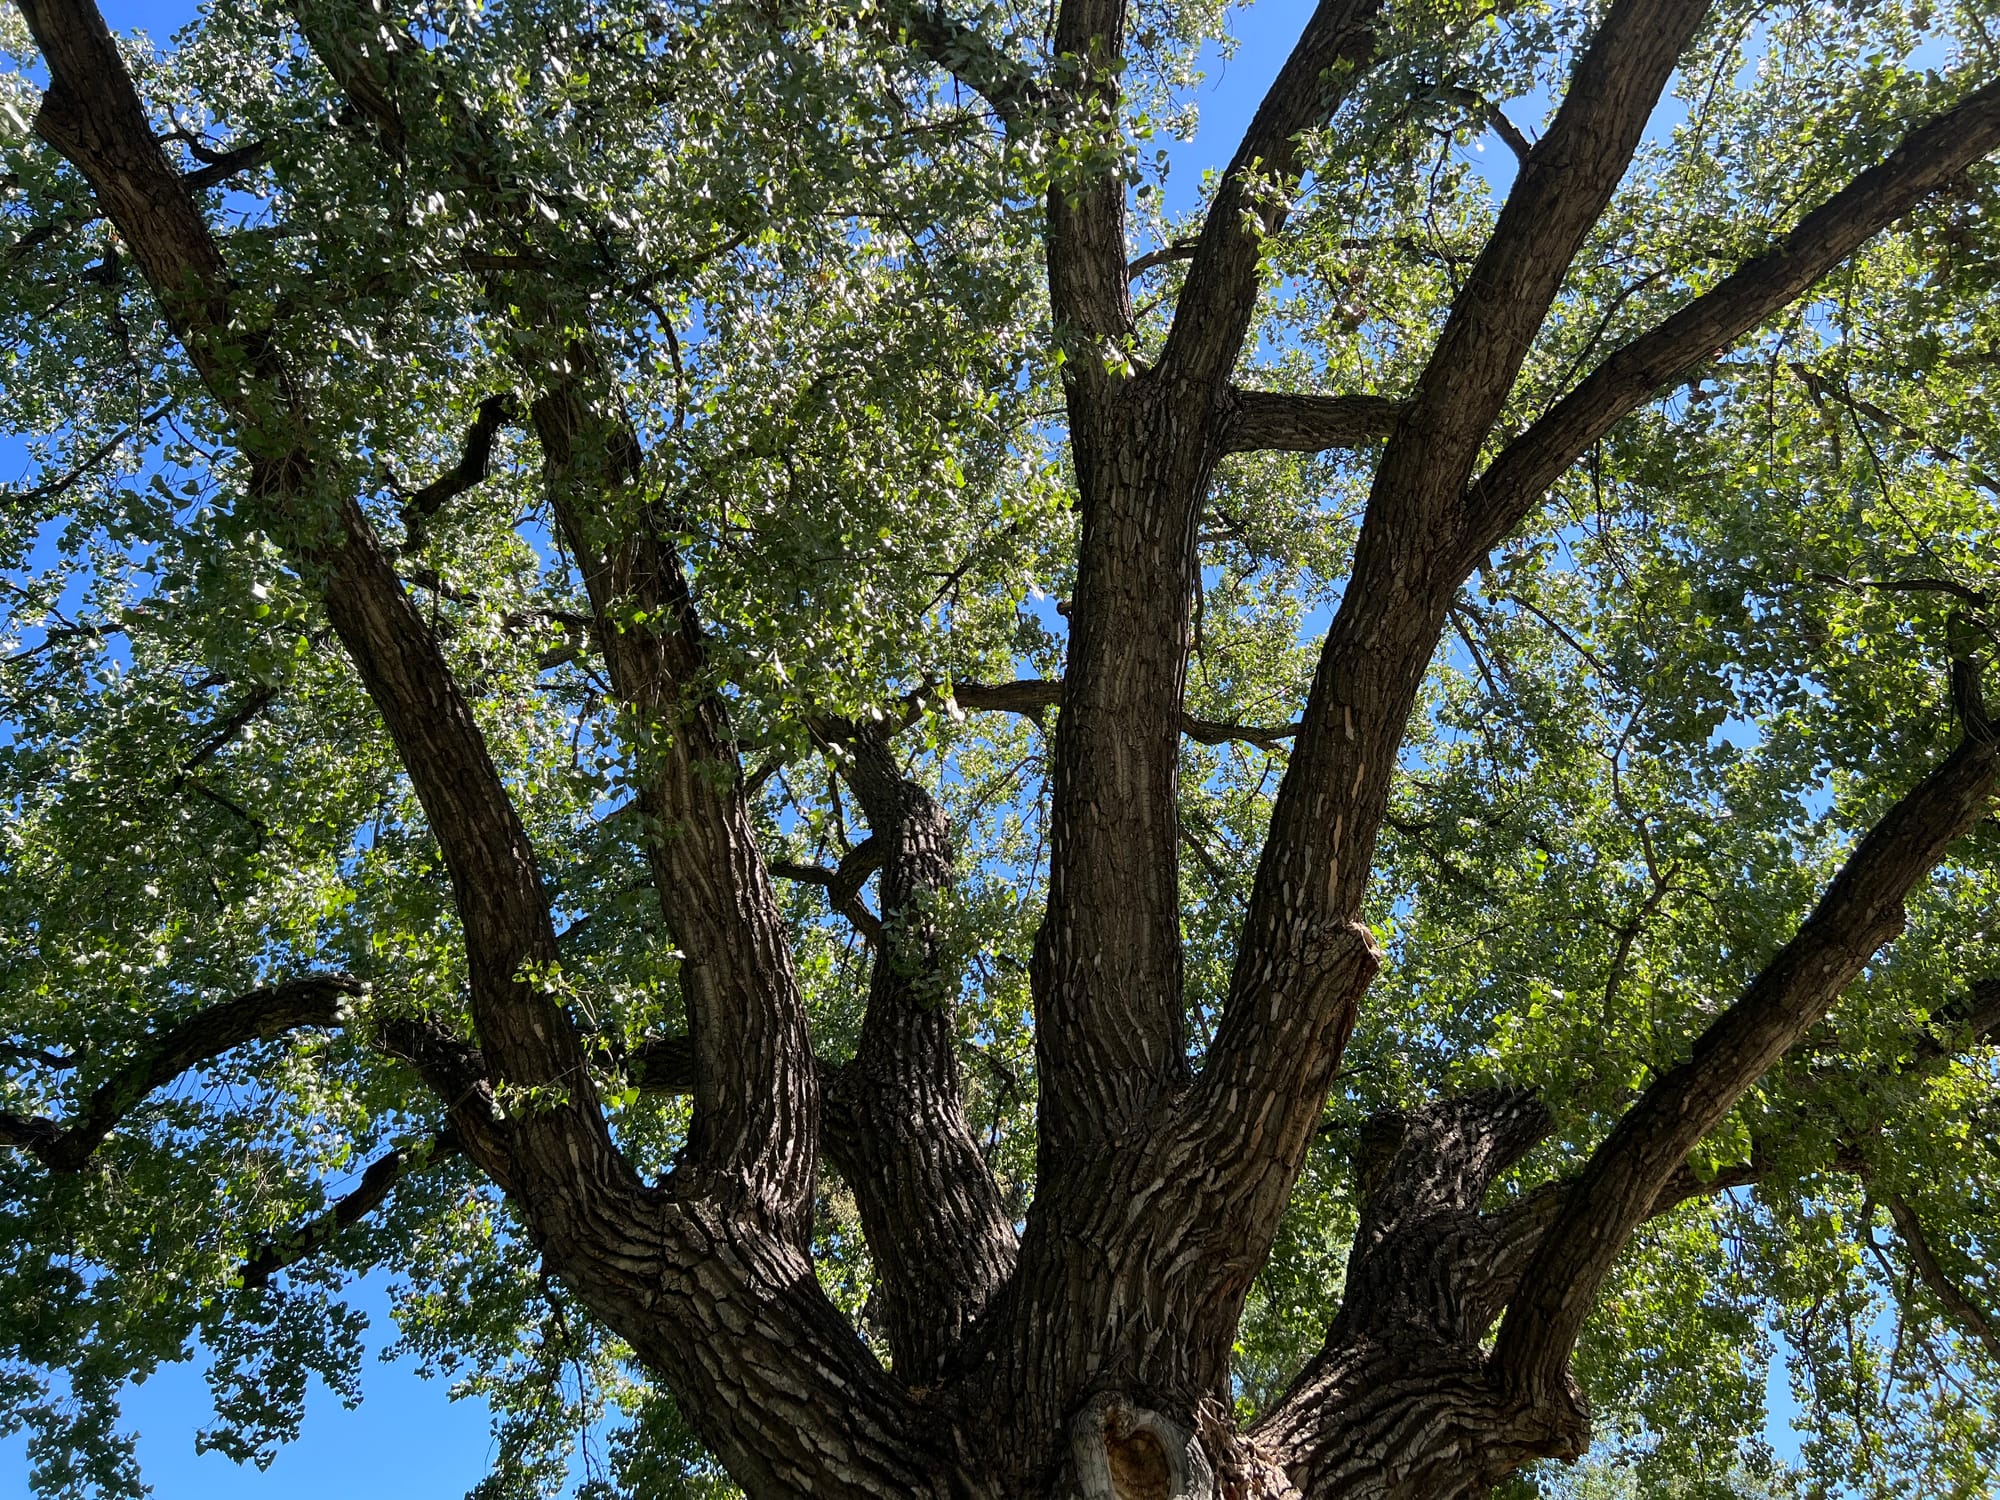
[3,0,2000,1492]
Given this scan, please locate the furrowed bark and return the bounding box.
[1182,0,1710,1365]
[297,0,821,1245]
[1253,1092,1583,1500]
[819,724,1018,1381]
[0,977,361,1170]
[530,379,820,1243]
[1221,389,1406,454]
[1495,727,1999,1405]
[1033,0,1199,1154]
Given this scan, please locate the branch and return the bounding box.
[1464,76,2000,559]
[1127,238,1197,279]
[885,0,1039,131]
[770,844,886,945]
[22,0,646,1263]
[295,0,826,1241]
[1182,0,1711,1299]
[816,725,1018,1379]
[1221,389,1406,454]
[1,401,175,507]
[1045,0,1132,346]
[1882,1189,2000,1364]
[0,977,362,1172]
[183,683,277,770]
[1791,362,2000,496]
[1446,86,1532,163]
[1493,727,1999,1404]
[239,1128,461,1288]
[178,138,267,192]
[401,392,518,537]
[2,143,262,269]
[950,677,1299,748]
[1157,0,1385,391]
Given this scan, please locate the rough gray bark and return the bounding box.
[13,0,2000,1493]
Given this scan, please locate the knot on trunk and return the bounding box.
[1070,1394,1215,1500]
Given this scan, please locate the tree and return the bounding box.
[2,0,1999,1492]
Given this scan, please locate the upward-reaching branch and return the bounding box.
[299,1,821,1243]
[1494,727,1999,1405]
[817,724,1018,1380]
[1190,0,1711,1236]
[1157,0,1383,392]
[1046,0,1133,348]
[1462,74,2000,566]
[20,0,648,1284]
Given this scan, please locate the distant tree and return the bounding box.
[2,0,1999,1494]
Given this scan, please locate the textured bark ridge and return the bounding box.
[13,0,2000,1494]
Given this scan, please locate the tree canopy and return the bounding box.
[2,0,1999,1495]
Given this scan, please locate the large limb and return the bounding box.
[1493,727,2000,1406]
[1252,1093,1582,1500]
[19,0,645,1272]
[529,383,819,1243]
[1185,0,1711,1299]
[1221,389,1405,454]
[818,724,1018,1380]
[1154,0,1383,392]
[1462,75,2000,563]
[1027,0,1381,1148]
[1259,977,2000,1496]
[0,977,361,1170]
[24,7,944,1492]
[296,2,819,1243]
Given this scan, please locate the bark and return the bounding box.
[819,725,1019,1382]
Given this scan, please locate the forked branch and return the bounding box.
[0,977,361,1172]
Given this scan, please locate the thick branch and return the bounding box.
[887,0,1038,131]
[23,0,649,1296]
[948,677,1298,748]
[1494,729,1999,1402]
[1464,77,2000,559]
[1158,0,1384,391]
[0,977,361,1172]
[1221,389,1406,454]
[817,726,1018,1379]
[1882,1190,2000,1364]
[1045,0,1132,345]
[1255,1093,1584,1498]
[1183,0,1710,1310]
[299,1,820,1243]
[239,1128,461,1288]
